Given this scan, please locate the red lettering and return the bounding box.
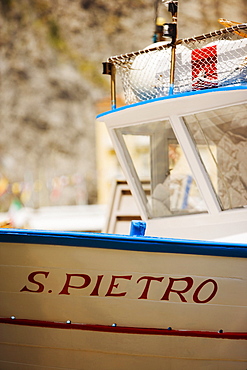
[20,271,49,293]
[90,275,104,296]
[59,274,91,295]
[193,279,218,303]
[137,276,164,299]
[105,275,132,297]
[161,277,194,302]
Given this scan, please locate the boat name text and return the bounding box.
[20,271,218,304]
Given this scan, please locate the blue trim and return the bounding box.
[169,84,174,96]
[96,85,247,119]
[0,229,246,258]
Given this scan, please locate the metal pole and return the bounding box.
[169,43,176,95]
[169,1,177,95]
[110,64,116,110]
[102,62,117,110]
[163,1,178,95]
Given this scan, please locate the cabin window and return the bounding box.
[183,103,247,210]
[115,120,207,218]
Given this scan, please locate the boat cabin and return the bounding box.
[98,87,247,242]
[97,23,247,242]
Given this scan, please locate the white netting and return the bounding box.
[108,24,247,104]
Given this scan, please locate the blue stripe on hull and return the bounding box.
[0,229,246,258]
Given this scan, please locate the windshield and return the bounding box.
[115,120,207,218]
[183,103,247,210]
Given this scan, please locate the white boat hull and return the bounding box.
[0,229,246,369]
[1,324,246,370]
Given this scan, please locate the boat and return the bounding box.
[0,1,246,369]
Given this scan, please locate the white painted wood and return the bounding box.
[0,239,246,368]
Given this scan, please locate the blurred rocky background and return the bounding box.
[0,0,246,213]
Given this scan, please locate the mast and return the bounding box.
[163,0,178,94]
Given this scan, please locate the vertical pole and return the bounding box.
[167,1,178,95]
[111,64,116,110]
[102,61,117,110]
[169,44,176,95]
